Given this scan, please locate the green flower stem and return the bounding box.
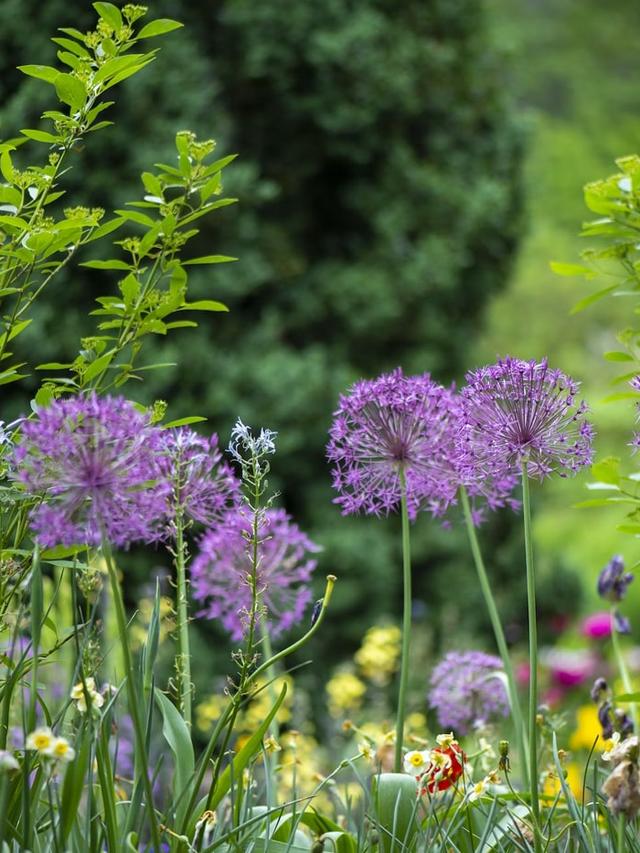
[610,610,637,730]
[174,513,192,728]
[618,814,626,853]
[521,465,541,852]
[101,535,162,851]
[260,620,279,806]
[394,468,412,773]
[459,486,529,784]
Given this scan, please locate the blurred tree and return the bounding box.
[0,0,526,678]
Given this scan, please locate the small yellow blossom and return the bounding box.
[354,625,401,685]
[70,677,104,713]
[359,741,374,761]
[569,705,602,752]
[326,670,367,718]
[264,735,281,754]
[602,732,621,761]
[436,732,457,749]
[469,778,487,802]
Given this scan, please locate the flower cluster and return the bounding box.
[460,357,593,481]
[70,677,105,714]
[403,733,466,794]
[12,394,169,548]
[159,427,240,527]
[597,555,634,634]
[428,650,510,735]
[191,508,320,641]
[26,727,75,763]
[327,368,460,519]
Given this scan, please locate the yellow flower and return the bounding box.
[354,625,401,685]
[469,778,487,802]
[601,732,621,761]
[569,706,602,752]
[326,671,367,718]
[436,732,457,749]
[70,677,104,713]
[542,762,582,799]
[195,694,227,733]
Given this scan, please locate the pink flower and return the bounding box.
[582,611,613,639]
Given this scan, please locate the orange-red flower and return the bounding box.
[420,742,466,794]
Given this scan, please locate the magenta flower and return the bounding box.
[460,357,594,480]
[327,368,461,519]
[428,650,509,735]
[13,394,169,548]
[582,612,613,639]
[191,508,320,641]
[158,428,240,528]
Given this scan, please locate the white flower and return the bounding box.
[436,732,457,748]
[50,737,75,763]
[70,677,105,713]
[602,732,621,761]
[469,778,487,802]
[403,749,431,776]
[0,750,19,773]
[26,727,55,756]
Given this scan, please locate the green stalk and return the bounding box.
[521,465,541,852]
[618,814,626,853]
[101,535,162,851]
[610,611,637,729]
[174,513,192,728]
[394,468,412,772]
[260,621,279,807]
[459,487,529,784]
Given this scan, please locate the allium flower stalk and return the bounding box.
[13,393,169,548]
[191,508,319,642]
[158,427,240,726]
[428,650,509,735]
[460,357,593,841]
[328,367,464,772]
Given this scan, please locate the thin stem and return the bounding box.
[260,620,279,807]
[617,813,626,853]
[521,465,541,852]
[610,612,637,730]
[174,514,192,728]
[394,468,412,772]
[459,487,529,785]
[101,535,162,851]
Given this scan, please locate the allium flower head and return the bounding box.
[327,368,461,519]
[159,428,240,528]
[597,555,634,603]
[191,508,320,641]
[428,650,509,735]
[460,357,594,480]
[13,393,169,548]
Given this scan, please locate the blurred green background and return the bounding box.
[2,0,640,702]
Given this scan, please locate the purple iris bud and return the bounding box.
[597,555,634,603]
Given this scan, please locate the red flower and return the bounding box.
[420,743,466,795]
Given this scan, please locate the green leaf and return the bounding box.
[0,150,15,183]
[60,729,90,842]
[93,2,123,30]
[20,129,60,144]
[614,693,640,702]
[591,456,621,485]
[179,300,228,312]
[549,261,594,277]
[604,351,634,362]
[154,689,195,825]
[80,259,132,270]
[163,416,207,428]
[54,73,86,110]
[371,773,419,853]
[182,255,237,265]
[570,284,618,314]
[18,64,58,84]
[137,18,184,39]
[83,351,113,382]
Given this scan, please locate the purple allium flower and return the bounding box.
[428,650,509,735]
[460,357,594,481]
[158,428,240,528]
[598,555,634,603]
[191,508,320,641]
[327,368,461,519]
[12,394,169,548]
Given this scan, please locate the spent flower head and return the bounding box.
[191,507,319,641]
[13,394,169,548]
[428,650,509,735]
[159,428,240,528]
[327,368,460,519]
[460,357,593,481]
[598,555,634,603]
